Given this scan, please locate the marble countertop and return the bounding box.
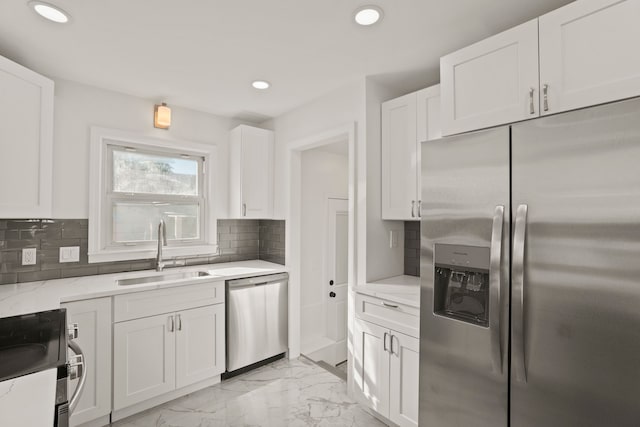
[354,275,421,308]
[0,368,57,427]
[0,260,287,318]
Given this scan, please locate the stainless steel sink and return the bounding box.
[117,271,212,286]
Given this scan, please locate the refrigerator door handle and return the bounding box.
[489,205,505,374]
[513,204,528,382]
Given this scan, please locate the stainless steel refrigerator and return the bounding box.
[419,97,640,426]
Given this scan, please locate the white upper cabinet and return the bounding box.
[440,19,540,136]
[0,55,54,218]
[229,125,274,219]
[441,0,640,136]
[382,93,417,221]
[382,85,441,220]
[539,0,640,115]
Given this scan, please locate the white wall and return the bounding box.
[300,147,348,350]
[364,77,406,282]
[52,79,240,219]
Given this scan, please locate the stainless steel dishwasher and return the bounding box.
[225,273,288,373]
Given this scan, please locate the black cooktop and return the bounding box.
[0,309,67,382]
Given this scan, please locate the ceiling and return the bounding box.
[0,0,573,122]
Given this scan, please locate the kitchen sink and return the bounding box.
[117,271,213,286]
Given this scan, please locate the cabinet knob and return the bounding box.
[329,280,334,286]
[329,291,336,298]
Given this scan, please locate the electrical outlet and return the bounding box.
[59,246,80,263]
[22,248,37,266]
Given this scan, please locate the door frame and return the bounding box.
[285,123,356,368]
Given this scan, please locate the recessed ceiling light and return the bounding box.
[29,1,70,24]
[354,6,383,26]
[252,80,270,90]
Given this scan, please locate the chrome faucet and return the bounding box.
[156,219,167,272]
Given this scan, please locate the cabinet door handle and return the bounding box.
[177,314,182,331]
[390,334,397,355]
[543,84,549,112]
[383,332,389,352]
[168,315,175,332]
[382,301,399,308]
[529,88,535,115]
[242,203,247,217]
[411,200,416,218]
[418,200,422,218]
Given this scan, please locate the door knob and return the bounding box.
[329,292,336,298]
[329,280,334,286]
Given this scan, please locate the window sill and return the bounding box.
[88,244,219,264]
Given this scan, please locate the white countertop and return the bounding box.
[354,275,421,308]
[0,260,287,318]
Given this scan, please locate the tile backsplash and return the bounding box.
[404,221,420,277]
[0,218,285,285]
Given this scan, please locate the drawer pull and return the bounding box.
[382,301,399,309]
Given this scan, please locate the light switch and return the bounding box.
[389,230,399,248]
[59,246,80,263]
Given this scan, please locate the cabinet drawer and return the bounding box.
[355,294,419,338]
[114,281,224,322]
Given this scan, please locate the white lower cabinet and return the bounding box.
[354,318,419,427]
[113,282,226,412]
[62,298,112,427]
[175,304,225,388]
[389,331,420,427]
[113,313,176,410]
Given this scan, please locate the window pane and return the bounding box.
[112,202,200,243]
[112,149,199,196]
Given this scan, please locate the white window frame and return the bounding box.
[89,127,218,263]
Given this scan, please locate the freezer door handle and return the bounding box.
[489,205,505,374]
[513,204,528,382]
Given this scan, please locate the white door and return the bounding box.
[381,92,418,220]
[113,314,176,410]
[440,19,540,136]
[63,298,112,427]
[326,198,349,365]
[353,319,390,418]
[176,304,225,388]
[241,126,274,218]
[539,0,640,116]
[389,331,420,427]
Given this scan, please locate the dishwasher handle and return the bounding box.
[227,273,289,289]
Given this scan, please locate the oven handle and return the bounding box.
[68,340,87,414]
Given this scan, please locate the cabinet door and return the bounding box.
[63,298,112,426]
[416,84,441,218]
[381,92,418,220]
[353,319,390,417]
[175,304,225,388]
[0,55,53,218]
[113,314,176,410]
[441,19,539,136]
[539,0,640,115]
[389,331,420,427]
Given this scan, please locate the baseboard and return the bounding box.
[73,414,111,427]
[111,375,221,422]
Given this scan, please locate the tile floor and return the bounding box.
[111,357,386,427]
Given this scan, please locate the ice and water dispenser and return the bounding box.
[433,244,491,327]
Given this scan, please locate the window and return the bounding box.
[89,128,218,263]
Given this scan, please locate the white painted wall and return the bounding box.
[300,147,348,352]
[51,79,240,219]
[364,77,406,282]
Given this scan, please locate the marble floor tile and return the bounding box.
[111,357,386,427]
